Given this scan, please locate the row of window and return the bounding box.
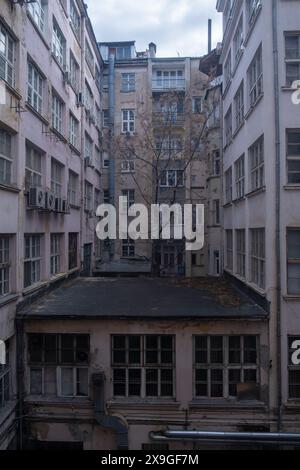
[0,233,78,295]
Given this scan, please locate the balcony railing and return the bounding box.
[152,78,186,92]
[152,112,185,128]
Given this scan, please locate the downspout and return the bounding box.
[80,10,87,272]
[16,318,24,450]
[272,0,282,432]
[108,54,115,258]
[92,373,128,450]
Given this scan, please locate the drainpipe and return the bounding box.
[150,430,300,445]
[80,11,87,272]
[272,0,282,432]
[108,54,115,258]
[92,373,128,450]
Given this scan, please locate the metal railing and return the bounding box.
[152,78,185,91]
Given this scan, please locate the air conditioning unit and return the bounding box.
[45,191,56,211]
[85,157,94,169]
[76,92,84,107]
[62,199,70,214]
[28,187,46,209]
[55,197,63,213]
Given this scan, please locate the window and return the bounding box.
[103,110,109,128]
[28,0,46,32]
[84,181,93,212]
[70,1,80,39]
[25,144,42,190]
[102,152,109,169]
[68,171,78,206]
[234,82,244,130]
[121,189,135,212]
[28,334,89,397]
[122,109,135,133]
[52,18,66,67]
[95,103,101,129]
[121,73,135,92]
[0,237,10,297]
[225,167,232,204]
[103,190,110,204]
[249,135,264,191]
[69,52,80,92]
[69,113,79,149]
[52,93,64,134]
[160,170,184,188]
[236,230,246,278]
[154,70,184,89]
[27,62,43,114]
[68,233,78,270]
[112,335,175,398]
[85,39,94,72]
[211,150,221,176]
[50,234,62,276]
[224,52,231,88]
[287,230,300,295]
[285,34,300,86]
[0,128,13,186]
[248,46,263,107]
[95,66,101,89]
[121,158,135,173]
[24,235,41,288]
[288,336,300,399]
[84,82,94,113]
[250,228,265,289]
[194,336,259,399]
[51,159,63,197]
[213,200,220,225]
[247,0,261,28]
[192,97,202,114]
[226,230,233,271]
[287,130,300,184]
[225,106,232,146]
[94,189,101,212]
[0,340,10,408]
[235,155,245,199]
[95,146,101,172]
[116,46,131,60]
[122,238,135,258]
[85,133,93,161]
[233,17,243,66]
[0,24,16,87]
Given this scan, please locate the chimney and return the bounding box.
[208,19,212,53]
[149,42,157,58]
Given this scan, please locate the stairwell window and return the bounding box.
[225,167,232,204]
[112,335,175,398]
[52,93,64,134]
[247,0,261,28]
[52,18,66,67]
[69,113,79,149]
[121,73,135,92]
[234,82,244,130]
[248,46,263,108]
[225,106,232,146]
[27,62,43,115]
[287,130,300,184]
[233,17,243,66]
[0,128,13,186]
[68,233,78,270]
[28,334,89,397]
[122,109,135,133]
[250,228,265,289]
[24,235,42,288]
[236,229,246,278]
[249,135,264,191]
[85,39,94,73]
[70,1,80,40]
[287,229,300,295]
[69,52,80,92]
[28,0,46,33]
[211,150,221,176]
[0,24,16,88]
[226,230,233,271]
[285,34,300,86]
[224,52,231,88]
[84,181,93,212]
[68,171,78,206]
[25,144,42,191]
[194,335,259,399]
[235,154,245,199]
[50,234,62,276]
[0,237,10,297]
[51,159,63,197]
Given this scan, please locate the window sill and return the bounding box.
[207,175,221,181]
[232,50,244,78]
[232,196,246,204]
[107,399,180,410]
[283,295,300,302]
[246,282,266,297]
[26,12,50,51]
[189,399,266,410]
[120,90,136,94]
[25,102,49,126]
[22,281,48,297]
[3,80,22,101]
[69,142,81,156]
[51,53,66,76]
[25,396,91,406]
[69,203,81,210]
[50,272,69,284]
[232,120,245,139]
[244,93,264,120]
[281,86,297,92]
[222,79,232,99]
[245,186,266,199]
[284,185,300,191]
[223,202,233,208]
[0,293,19,308]
[0,182,20,193]
[51,127,68,144]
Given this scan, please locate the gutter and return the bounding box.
[150,430,300,445]
[92,373,128,450]
[272,0,283,432]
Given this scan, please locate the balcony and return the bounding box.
[152,78,186,92]
[152,112,185,128]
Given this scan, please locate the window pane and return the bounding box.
[76,368,88,396]
[128,369,141,396]
[44,367,57,396]
[30,368,43,394]
[61,368,74,396]
[113,369,126,396]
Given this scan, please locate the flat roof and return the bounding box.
[18,277,268,321]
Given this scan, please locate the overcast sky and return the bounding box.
[86,0,222,58]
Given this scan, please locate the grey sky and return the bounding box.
[86,0,222,58]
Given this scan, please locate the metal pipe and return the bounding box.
[150,430,300,444]
[272,0,282,432]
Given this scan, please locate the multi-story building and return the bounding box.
[0,0,103,449]
[96,41,213,277]
[216,0,300,430]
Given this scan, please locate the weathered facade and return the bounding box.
[0,0,103,449]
